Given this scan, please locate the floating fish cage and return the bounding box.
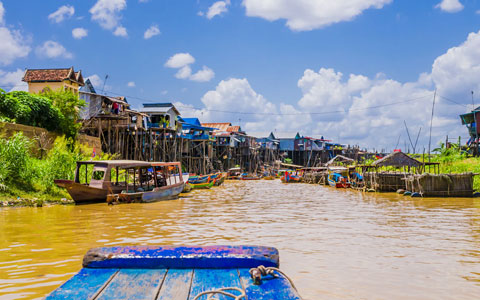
[364,172,409,192]
[405,173,476,197]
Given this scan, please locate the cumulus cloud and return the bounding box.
[72,27,88,39]
[0,4,31,66]
[179,30,480,149]
[0,2,4,25]
[35,41,73,59]
[204,0,230,19]
[165,53,195,68]
[165,53,214,82]
[175,66,192,79]
[90,0,127,36]
[243,0,392,31]
[190,66,215,82]
[113,25,127,37]
[435,0,464,13]
[48,5,75,23]
[0,68,28,91]
[144,25,160,39]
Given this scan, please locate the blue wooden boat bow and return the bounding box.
[46,245,302,300]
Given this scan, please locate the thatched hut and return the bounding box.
[365,152,422,192]
[325,155,354,167]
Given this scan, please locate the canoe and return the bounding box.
[44,245,301,300]
[188,175,210,184]
[213,175,226,186]
[191,181,214,189]
[182,183,193,193]
[327,172,351,188]
[263,176,275,180]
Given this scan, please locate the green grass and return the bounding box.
[0,132,113,206]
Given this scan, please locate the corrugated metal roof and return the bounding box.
[140,106,173,113]
[201,123,231,131]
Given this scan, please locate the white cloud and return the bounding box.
[86,74,102,89]
[205,0,230,19]
[90,0,127,35]
[139,0,149,2]
[175,66,192,79]
[190,66,215,82]
[113,26,127,37]
[179,30,480,149]
[0,2,5,25]
[243,0,392,31]
[0,3,31,66]
[0,27,30,66]
[431,30,480,99]
[48,5,75,23]
[435,0,464,13]
[35,41,73,59]
[0,68,28,91]
[144,25,160,39]
[72,27,88,39]
[165,53,195,68]
[165,53,214,82]
[127,81,135,87]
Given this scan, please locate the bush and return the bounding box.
[0,133,34,187]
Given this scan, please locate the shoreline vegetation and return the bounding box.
[1,89,479,206]
[0,88,113,207]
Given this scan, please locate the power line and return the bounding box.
[105,90,432,116]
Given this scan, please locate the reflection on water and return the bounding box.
[1,180,480,299]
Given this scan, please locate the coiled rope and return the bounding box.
[192,287,246,300]
[249,265,298,291]
[192,265,298,299]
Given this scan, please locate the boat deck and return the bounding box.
[45,245,301,300]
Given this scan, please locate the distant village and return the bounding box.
[20,67,370,173]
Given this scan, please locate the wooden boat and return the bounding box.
[213,173,226,186]
[182,183,193,193]
[240,174,261,180]
[54,160,151,204]
[107,162,185,204]
[263,176,275,180]
[45,245,301,300]
[280,172,301,183]
[227,167,242,179]
[188,174,210,184]
[191,181,214,189]
[327,168,351,188]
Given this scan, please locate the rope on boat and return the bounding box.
[192,287,246,300]
[249,265,298,291]
[192,265,298,299]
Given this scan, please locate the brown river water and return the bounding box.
[1,180,480,300]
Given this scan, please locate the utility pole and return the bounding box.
[102,74,109,94]
[428,90,436,162]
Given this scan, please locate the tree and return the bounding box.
[42,89,86,140]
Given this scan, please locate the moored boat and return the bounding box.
[54,160,151,204]
[45,245,302,300]
[107,162,185,204]
[327,167,351,188]
[240,173,261,180]
[281,171,301,183]
[191,181,214,189]
[227,167,242,179]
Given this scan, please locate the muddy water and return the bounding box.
[1,180,480,300]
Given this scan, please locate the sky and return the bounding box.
[1,0,480,151]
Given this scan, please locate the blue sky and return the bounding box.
[1,0,480,150]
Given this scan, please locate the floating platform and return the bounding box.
[45,245,301,300]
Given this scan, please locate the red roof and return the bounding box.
[227,126,241,132]
[23,67,85,86]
